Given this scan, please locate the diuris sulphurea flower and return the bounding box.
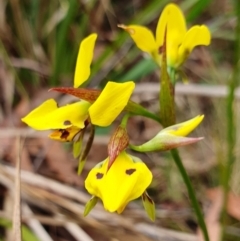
[22,33,135,140]
[85,151,152,213]
[119,3,211,69]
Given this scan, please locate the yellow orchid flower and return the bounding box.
[119,3,211,69]
[85,151,152,213]
[21,80,135,140]
[22,33,135,140]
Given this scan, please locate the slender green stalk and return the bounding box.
[221,0,240,239]
[171,149,209,241]
[121,114,131,128]
[125,101,162,124]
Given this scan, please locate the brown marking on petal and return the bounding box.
[158,45,163,54]
[60,129,70,140]
[63,120,72,125]
[96,173,104,179]
[125,168,136,175]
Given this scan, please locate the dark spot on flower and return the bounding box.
[96,172,104,179]
[60,129,70,140]
[63,120,72,125]
[158,45,163,54]
[125,168,136,175]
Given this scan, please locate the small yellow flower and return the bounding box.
[119,3,211,69]
[22,34,135,140]
[85,151,152,213]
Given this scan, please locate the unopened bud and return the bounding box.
[108,125,129,171]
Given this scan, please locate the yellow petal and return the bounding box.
[156,3,186,49]
[89,81,135,127]
[74,33,97,88]
[49,127,81,142]
[161,115,204,136]
[22,99,91,130]
[118,24,158,54]
[22,99,58,130]
[178,25,211,64]
[85,152,152,213]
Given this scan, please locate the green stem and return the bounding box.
[129,144,143,152]
[121,114,131,128]
[126,101,162,124]
[171,149,209,241]
[221,1,240,239]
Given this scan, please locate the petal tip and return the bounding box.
[198,114,205,123]
[200,25,211,45]
[118,24,135,35]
